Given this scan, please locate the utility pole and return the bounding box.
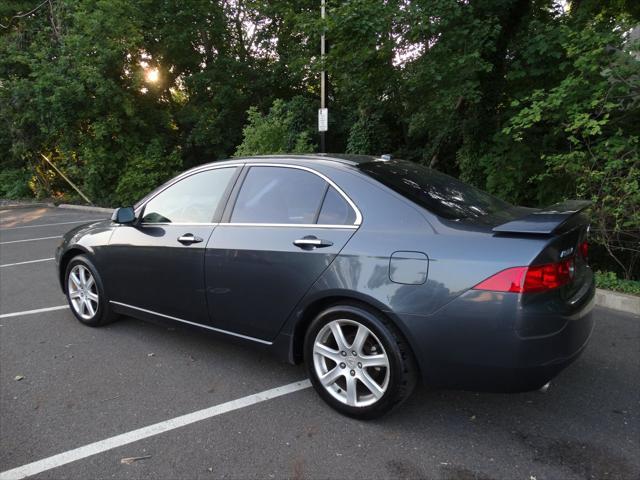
[318,0,328,153]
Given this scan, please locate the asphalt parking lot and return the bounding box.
[1,205,639,480]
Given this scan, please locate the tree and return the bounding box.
[1,0,182,204]
[501,18,640,278]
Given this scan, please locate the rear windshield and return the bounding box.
[358,160,512,221]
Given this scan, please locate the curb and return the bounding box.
[595,289,640,316]
[0,201,55,209]
[0,199,114,214]
[57,203,114,214]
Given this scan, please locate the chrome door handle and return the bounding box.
[177,233,203,245]
[293,236,333,249]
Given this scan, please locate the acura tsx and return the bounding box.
[56,154,595,418]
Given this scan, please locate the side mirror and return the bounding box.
[111,206,136,224]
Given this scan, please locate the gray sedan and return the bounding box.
[56,154,594,418]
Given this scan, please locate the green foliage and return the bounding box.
[1,0,180,206]
[346,110,391,155]
[115,141,183,206]
[235,97,316,156]
[595,271,640,296]
[499,16,640,279]
[0,168,32,199]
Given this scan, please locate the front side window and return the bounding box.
[231,166,328,224]
[142,167,236,224]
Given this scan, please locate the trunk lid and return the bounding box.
[492,202,594,337]
[492,200,591,235]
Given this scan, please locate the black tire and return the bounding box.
[64,254,119,327]
[304,302,417,419]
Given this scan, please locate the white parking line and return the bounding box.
[0,379,312,480]
[0,219,102,230]
[0,236,60,245]
[0,258,55,268]
[0,305,68,319]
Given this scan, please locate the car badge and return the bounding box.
[560,247,574,258]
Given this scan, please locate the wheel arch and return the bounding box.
[289,292,419,375]
[59,246,91,293]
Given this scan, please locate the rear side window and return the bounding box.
[142,167,236,224]
[231,166,327,224]
[318,187,356,225]
[358,160,512,220]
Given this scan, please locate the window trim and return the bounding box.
[217,222,358,229]
[225,163,362,228]
[133,164,242,226]
[313,184,331,224]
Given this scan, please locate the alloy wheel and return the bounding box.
[312,319,390,407]
[67,264,99,320]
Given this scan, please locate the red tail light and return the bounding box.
[472,267,528,293]
[473,258,575,294]
[579,240,588,260]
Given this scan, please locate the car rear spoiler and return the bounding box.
[492,200,592,235]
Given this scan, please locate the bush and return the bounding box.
[346,110,391,155]
[235,97,316,156]
[0,168,33,199]
[595,271,640,296]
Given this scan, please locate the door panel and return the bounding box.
[103,166,239,323]
[106,225,215,323]
[205,226,355,340]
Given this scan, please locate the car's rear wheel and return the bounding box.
[304,303,417,419]
[65,255,118,327]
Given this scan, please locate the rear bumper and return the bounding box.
[431,308,594,392]
[396,275,596,392]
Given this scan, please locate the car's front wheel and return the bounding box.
[65,255,118,327]
[304,303,417,419]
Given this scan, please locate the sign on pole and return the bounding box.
[318,108,328,132]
